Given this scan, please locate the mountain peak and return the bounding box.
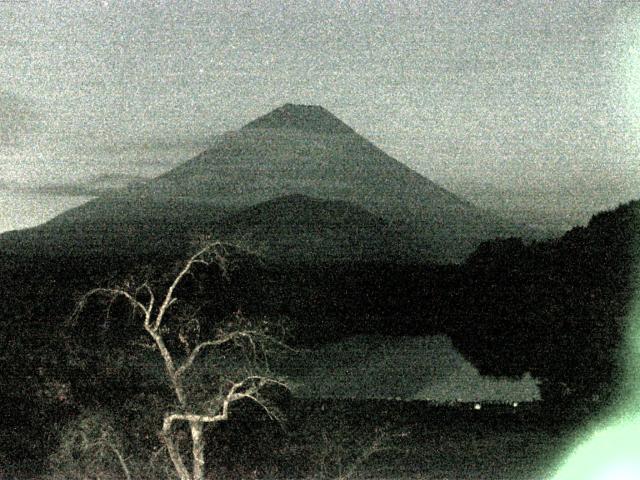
[242,103,355,134]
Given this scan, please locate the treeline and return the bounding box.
[450,199,639,402]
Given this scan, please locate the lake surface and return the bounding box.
[276,335,541,403]
[0,191,93,234]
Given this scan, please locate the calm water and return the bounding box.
[277,335,541,402]
[0,191,93,234]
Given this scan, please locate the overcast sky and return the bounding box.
[1,1,639,220]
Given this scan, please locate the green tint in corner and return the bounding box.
[551,267,640,479]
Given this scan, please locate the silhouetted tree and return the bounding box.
[73,242,289,480]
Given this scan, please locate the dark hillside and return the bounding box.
[447,199,640,403]
[214,194,425,263]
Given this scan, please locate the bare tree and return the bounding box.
[49,409,132,480]
[73,242,289,480]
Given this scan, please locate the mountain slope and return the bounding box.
[124,103,527,261]
[0,193,418,263]
[213,194,424,263]
[1,104,532,262]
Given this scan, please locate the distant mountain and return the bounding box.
[0,104,534,263]
[129,104,532,261]
[0,193,419,263]
[243,103,356,134]
[214,194,424,263]
[444,178,610,236]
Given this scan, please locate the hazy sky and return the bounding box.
[1,1,640,221]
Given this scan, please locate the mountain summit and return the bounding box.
[1,104,535,263]
[242,103,356,134]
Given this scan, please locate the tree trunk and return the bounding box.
[162,418,191,480]
[191,421,206,480]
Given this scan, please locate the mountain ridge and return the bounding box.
[0,193,424,263]
[0,104,536,263]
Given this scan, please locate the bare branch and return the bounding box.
[174,326,292,379]
[240,393,283,423]
[72,241,290,480]
[143,323,187,407]
[102,438,133,480]
[163,375,288,431]
[137,282,156,328]
[160,421,191,480]
[175,330,258,378]
[153,242,222,332]
[73,287,151,325]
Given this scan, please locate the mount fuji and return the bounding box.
[1,104,533,263]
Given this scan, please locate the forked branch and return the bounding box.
[73,241,289,480]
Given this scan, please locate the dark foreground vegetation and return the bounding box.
[4,397,594,479]
[0,199,638,477]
